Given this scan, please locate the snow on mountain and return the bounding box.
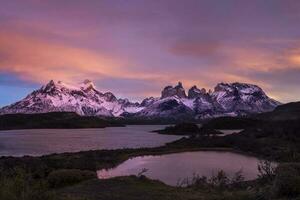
[134,96,194,119]
[0,80,281,119]
[0,80,142,117]
[134,82,281,119]
[211,82,280,113]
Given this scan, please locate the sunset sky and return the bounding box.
[1,0,300,106]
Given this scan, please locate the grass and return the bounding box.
[56,176,256,200]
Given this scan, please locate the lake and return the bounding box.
[0,125,181,157]
[97,151,264,186]
[217,129,243,136]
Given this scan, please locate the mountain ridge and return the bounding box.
[0,80,281,119]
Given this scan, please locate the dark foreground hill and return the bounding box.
[202,101,300,129]
[0,112,122,130]
[0,102,300,199]
[257,101,300,121]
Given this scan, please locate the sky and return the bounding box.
[1,0,300,106]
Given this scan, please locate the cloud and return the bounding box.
[0,28,165,85]
[169,40,221,58]
[243,68,300,102]
[1,0,300,104]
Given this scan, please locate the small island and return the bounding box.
[154,122,223,136]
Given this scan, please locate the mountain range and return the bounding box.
[0,80,281,120]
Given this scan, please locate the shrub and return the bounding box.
[257,160,276,182]
[179,170,245,190]
[47,169,96,188]
[272,163,300,198]
[0,168,54,200]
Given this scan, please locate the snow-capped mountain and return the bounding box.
[132,82,281,119]
[0,80,281,119]
[0,80,143,117]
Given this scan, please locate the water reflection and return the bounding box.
[98,151,264,186]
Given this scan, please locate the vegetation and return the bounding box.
[155,123,223,136]
[0,168,55,200]
[256,101,300,121]
[0,162,287,200]
[201,117,261,130]
[1,118,300,200]
[155,123,201,135]
[47,169,96,188]
[1,102,300,199]
[0,112,123,130]
[159,118,300,163]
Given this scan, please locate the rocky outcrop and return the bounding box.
[161,82,187,98]
[188,86,207,98]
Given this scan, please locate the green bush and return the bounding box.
[47,169,96,188]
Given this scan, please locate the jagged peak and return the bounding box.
[175,82,184,89]
[103,92,117,101]
[43,79,55,88]
[141,97,156,106]
[41,79,98,92]
[189,85,206,93]
[214,82,262,93]
[188,85,206,98]
[161,82,186,99]
[42,80,82,91]
[80,79,96,91]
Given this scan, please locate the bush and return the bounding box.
[272,163,300,198]
[179,170,245,190]
[257,160,276,183]
[0,168,54,200]
[47,169,96,188]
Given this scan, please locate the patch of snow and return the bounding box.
[181,98,195,109]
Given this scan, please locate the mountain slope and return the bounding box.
[0,80,281,120]
[133,82,280,119]
[0,80,143,117]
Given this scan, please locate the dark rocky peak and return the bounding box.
[214,82,234,93]
[118,98,129,104]
[41,80,60,93]
[161,82,187,99]
[214,82,263,93]
[118,98,139,106]
[188,85,207,98]
[43,80,55,89]
[175,82,184,89]
[141,97,156,107]
[231,82,264,94]
[103,92,117,102]
[81,79,96,91]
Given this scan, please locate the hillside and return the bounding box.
[0,112,122,130]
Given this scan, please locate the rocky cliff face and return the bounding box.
[161,82,187,98]
[0,80,281,120]
[188,86,207,99]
